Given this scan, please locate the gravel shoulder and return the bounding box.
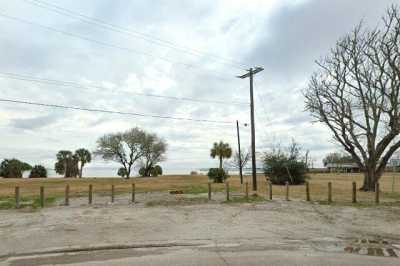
[1,192,400,265]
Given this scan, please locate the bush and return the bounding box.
[29,165,47,178]
[139,165,162,177]
[264,153,308,185]
[117,167,128,178]
[0,159,31,178]
[207,168,228,183]
[151,165,162,176]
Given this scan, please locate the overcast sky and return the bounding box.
[0,0,397,174]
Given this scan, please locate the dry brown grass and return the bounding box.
[1,173,400,204]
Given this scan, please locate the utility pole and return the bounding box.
[236,120,243,184]
[237,67,264,191]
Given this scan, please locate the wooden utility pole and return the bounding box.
[236,120,243,184]
[237,67,264,191]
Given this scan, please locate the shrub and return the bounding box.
[151,165,162,176]
[263,140,308,185]
[264,153,308,185]
[29,165,47,178]
[138,167,146,177]
[139,165,162,177]
[0,159,31,178]
[207,168,228,183]
[117,167,128,178]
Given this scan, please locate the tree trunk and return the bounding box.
[79,164,83,178]
[219,156,223,170]
[64,161,67,178]
[360,167,383,192]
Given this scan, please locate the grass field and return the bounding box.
[1,172,400,208]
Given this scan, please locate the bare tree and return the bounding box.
[229,149,251,184]
[304,5,400,191]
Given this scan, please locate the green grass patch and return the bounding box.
[0,195,57,209]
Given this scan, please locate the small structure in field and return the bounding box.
[326,163,360,173]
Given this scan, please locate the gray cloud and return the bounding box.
[0,0,396,171]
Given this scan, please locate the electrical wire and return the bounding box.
[0,11,234,80]
[0,72,250,106]
[0,98,234,124]
[21,0,248,70]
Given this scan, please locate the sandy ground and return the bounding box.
[1,192,400,265]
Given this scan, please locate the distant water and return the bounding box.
[44,167,210,178]
[22,167,252,178]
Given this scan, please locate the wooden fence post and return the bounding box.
[226,182,230,201]
[245,182,249,200]
[40,186,44,208]
[15,186,20,209]
[65,185,70,206]
[285,181,289,201]
[305,181,310,202]
[208,182,212,200]
[375,182,380,204]
[131,183,136,203]
[111,185,115,203]
[268,181,272,200]
[88,184,93,204]
[328,182,332,203]
[352,182,357,203]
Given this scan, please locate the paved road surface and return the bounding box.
[1,195,399,265]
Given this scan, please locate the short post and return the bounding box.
[285,181,289,201]
[40,186,44,208]
[226,182,230,201]
[208,182,212,200]
[328,182,332,203]
[375,182,380,204]
[88,184,93,204]
[131,183,136,203]
[111,185,115,203]
[65,185,70,206]
[268,181,272,200]
[245,182,249,200]
[15,186,20,209]
[352,182,357,203]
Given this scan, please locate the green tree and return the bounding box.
[29,165,47,178]
[0,159,31,178]
[95,127,147,178]
[139,165,163,177]
[75,148,92,178]
[210,141,232,170]
[55,151,79,178]
[140,133,167,177]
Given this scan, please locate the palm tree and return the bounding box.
[75,148,92,178]
[56,150,73,178]
[210,141,232,170]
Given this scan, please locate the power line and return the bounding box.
[0,98,234,124]
[0,72,250,106]
[21,0,248,70]
[0,11,232,80]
